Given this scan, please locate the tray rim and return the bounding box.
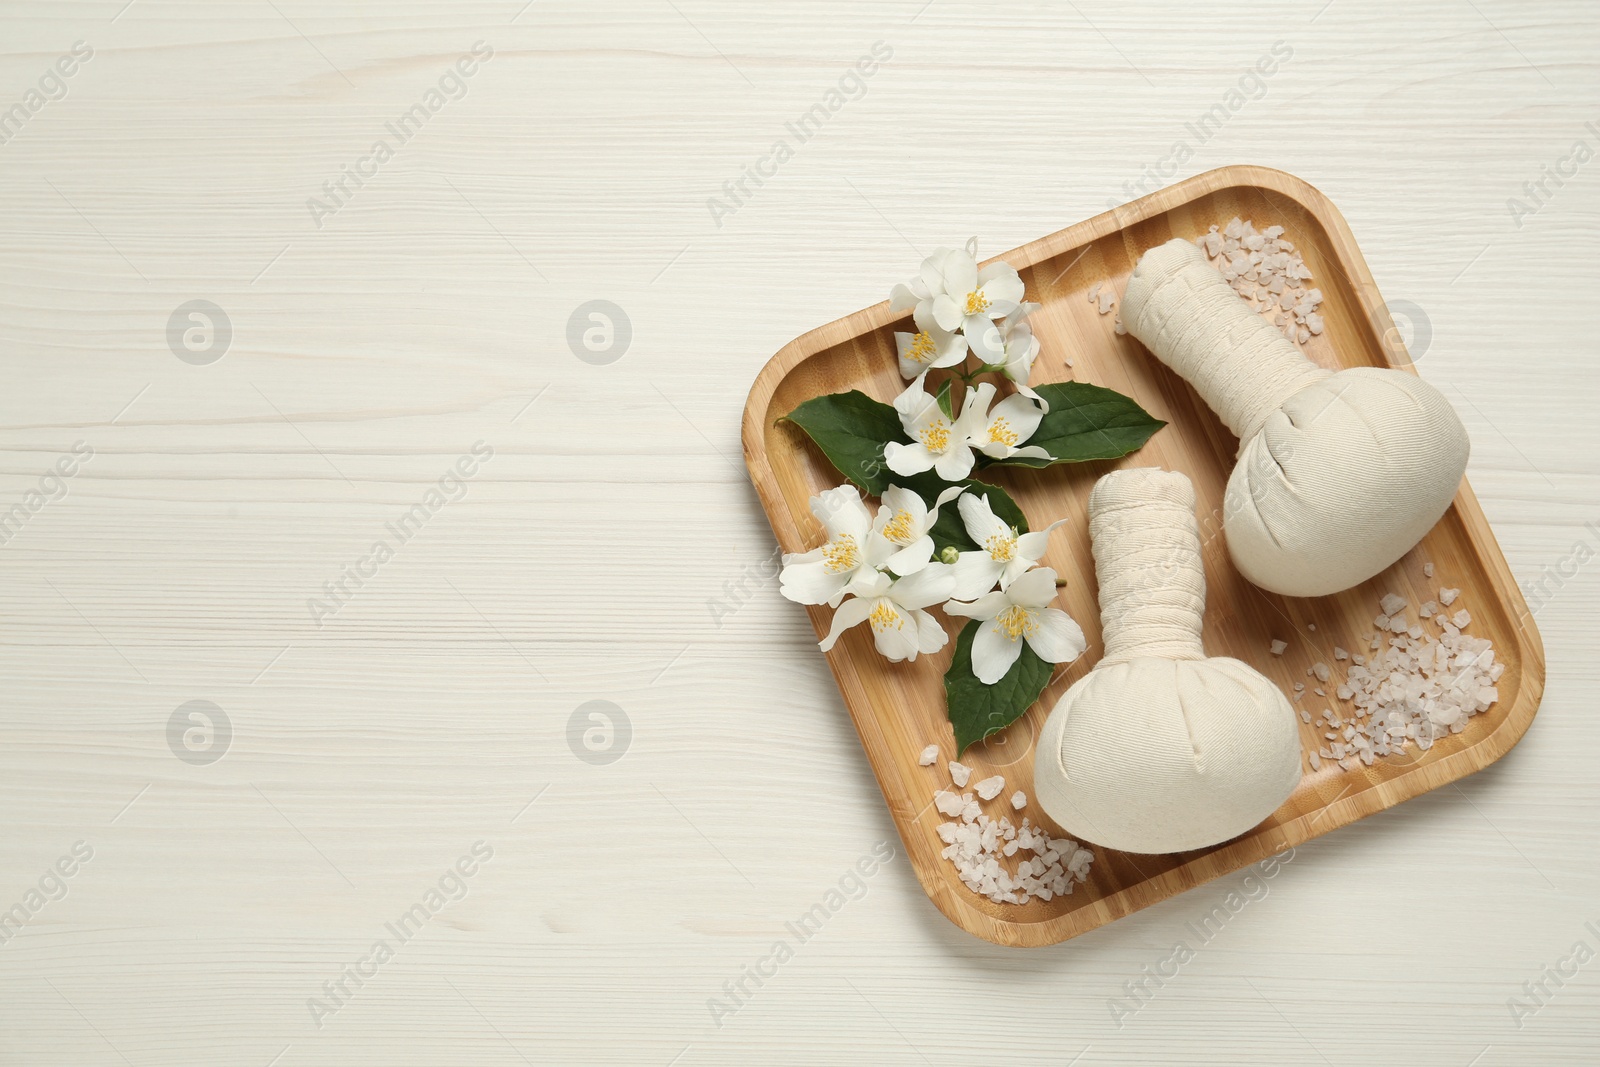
[740,164,1547,948]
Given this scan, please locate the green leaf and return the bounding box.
[934,378,953,420]
[944,620,1055,754]
[781,390,902,495]
[987,381,1165,469]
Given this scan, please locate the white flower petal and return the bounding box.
[1002,301,1040,329]
[978,270,1025,308]
[942,251,978,302]
[884,536,934,575]
[883,441,936,476]
[967,319,1007,360]
[943,589,1008,620]
[962,312,994,339]
[961,381,996,421]
[1015,518,1068,563]
[1012,380,1046,409]
[918,250,951,295]
[817,595,875,652]
[810,485,871,541]
[914,608,949,655]
[889,563,956,609]
[870,602,921,662]
[972,620,1023,684]
[997,444,1052,461]
[930,331,968,369]
[1026,607,1086,666]
[957,493,1009,547]
[991,393,1044,441]
[932,445,975,481]
[1006,566,1059,608]
[778,559,849,606]
[923,483,965,529]
[889,282,918,313]
[949,552,1004,600]
[998,557,1028,589]
[892,371,935,423]
[931,294,963,333]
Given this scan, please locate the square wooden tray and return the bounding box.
[740,165,1545,947]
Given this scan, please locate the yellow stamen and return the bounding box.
[964,289,990,315]
[985,530,1017,562]
[868,601,903,632]
[919,420,951,452]
[995,604,1037,640]
[905,332,936,364]
[880,509,915,545]
[822,534,859,573]
[988,417,1018,447]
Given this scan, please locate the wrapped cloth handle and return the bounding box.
[1121,238,1332,444]
[1089,467,1207,666]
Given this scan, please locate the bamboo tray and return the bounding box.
[741,165,1545,947]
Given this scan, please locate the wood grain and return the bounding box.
[743,166,1546,946]
[2,2,1597,1063]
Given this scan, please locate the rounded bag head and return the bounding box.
[1226,366,1469,597]
[1033,656,1302,854]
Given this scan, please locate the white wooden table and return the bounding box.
[2,2,1597,1063]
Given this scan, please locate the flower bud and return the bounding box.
[939,546,960,565]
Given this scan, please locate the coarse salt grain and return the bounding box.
[922,749,1092,905]
[935,807,1093,905]
[1270,639,1288,655]
[918,745,938,766]
[1439,587,1460,607]
[1299,587,1501,775]
[1424,563,1435,578]
[1199,218,1324,346]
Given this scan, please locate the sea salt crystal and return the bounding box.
[1439,587,1460,607]
[1424,563,1435,578]
[934,791,964,816]
[1381,593,1407,617]
[1333,646,1348,660]
[1307,586,1500,775]
[1313,662,1331,683]
[918,745,938,766]
[1270,639,1288,655]
[934,807,1093,906]
[948,761,972,787]
[1011,791,1027,811]
[975,775,1006,801]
